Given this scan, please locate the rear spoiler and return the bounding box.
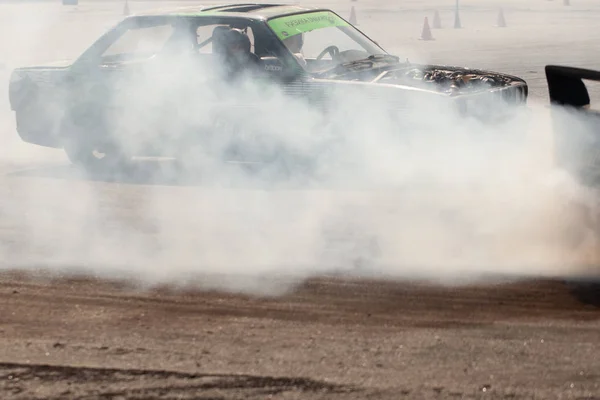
[545,65,600,108]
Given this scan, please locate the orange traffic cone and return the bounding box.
[432,10,442,29]
[349,6,357,25]
[420,17,434,40]
[496,8,506,27]
[123,0,130,15]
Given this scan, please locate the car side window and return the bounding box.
[100,23,175,63]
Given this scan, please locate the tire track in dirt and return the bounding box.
[0,361,358,400]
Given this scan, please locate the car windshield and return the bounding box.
[267,10,388,73]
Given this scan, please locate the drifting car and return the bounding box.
[8,3,529,171]
[545,64,600,306]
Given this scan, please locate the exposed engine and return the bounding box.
[381,66,521,95]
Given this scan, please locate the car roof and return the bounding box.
[136,3,325,20]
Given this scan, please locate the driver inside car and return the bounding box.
[219,28,261,76]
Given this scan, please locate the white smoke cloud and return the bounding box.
[1,2,600,297]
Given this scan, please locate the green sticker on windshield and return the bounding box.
[267,11,350,40]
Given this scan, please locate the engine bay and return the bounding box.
[376,65,524,95]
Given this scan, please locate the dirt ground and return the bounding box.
[2,0,600,399]
[1,273,600,399]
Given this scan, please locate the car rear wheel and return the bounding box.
[63,139,131,174]
[61,104,131,174]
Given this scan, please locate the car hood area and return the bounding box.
[313,61,528,99]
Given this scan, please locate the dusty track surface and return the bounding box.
[2,1,600,399]
[2,272,600,399]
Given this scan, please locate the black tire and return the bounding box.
[63,139,130,174]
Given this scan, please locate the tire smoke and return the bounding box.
[1,2,599,296]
